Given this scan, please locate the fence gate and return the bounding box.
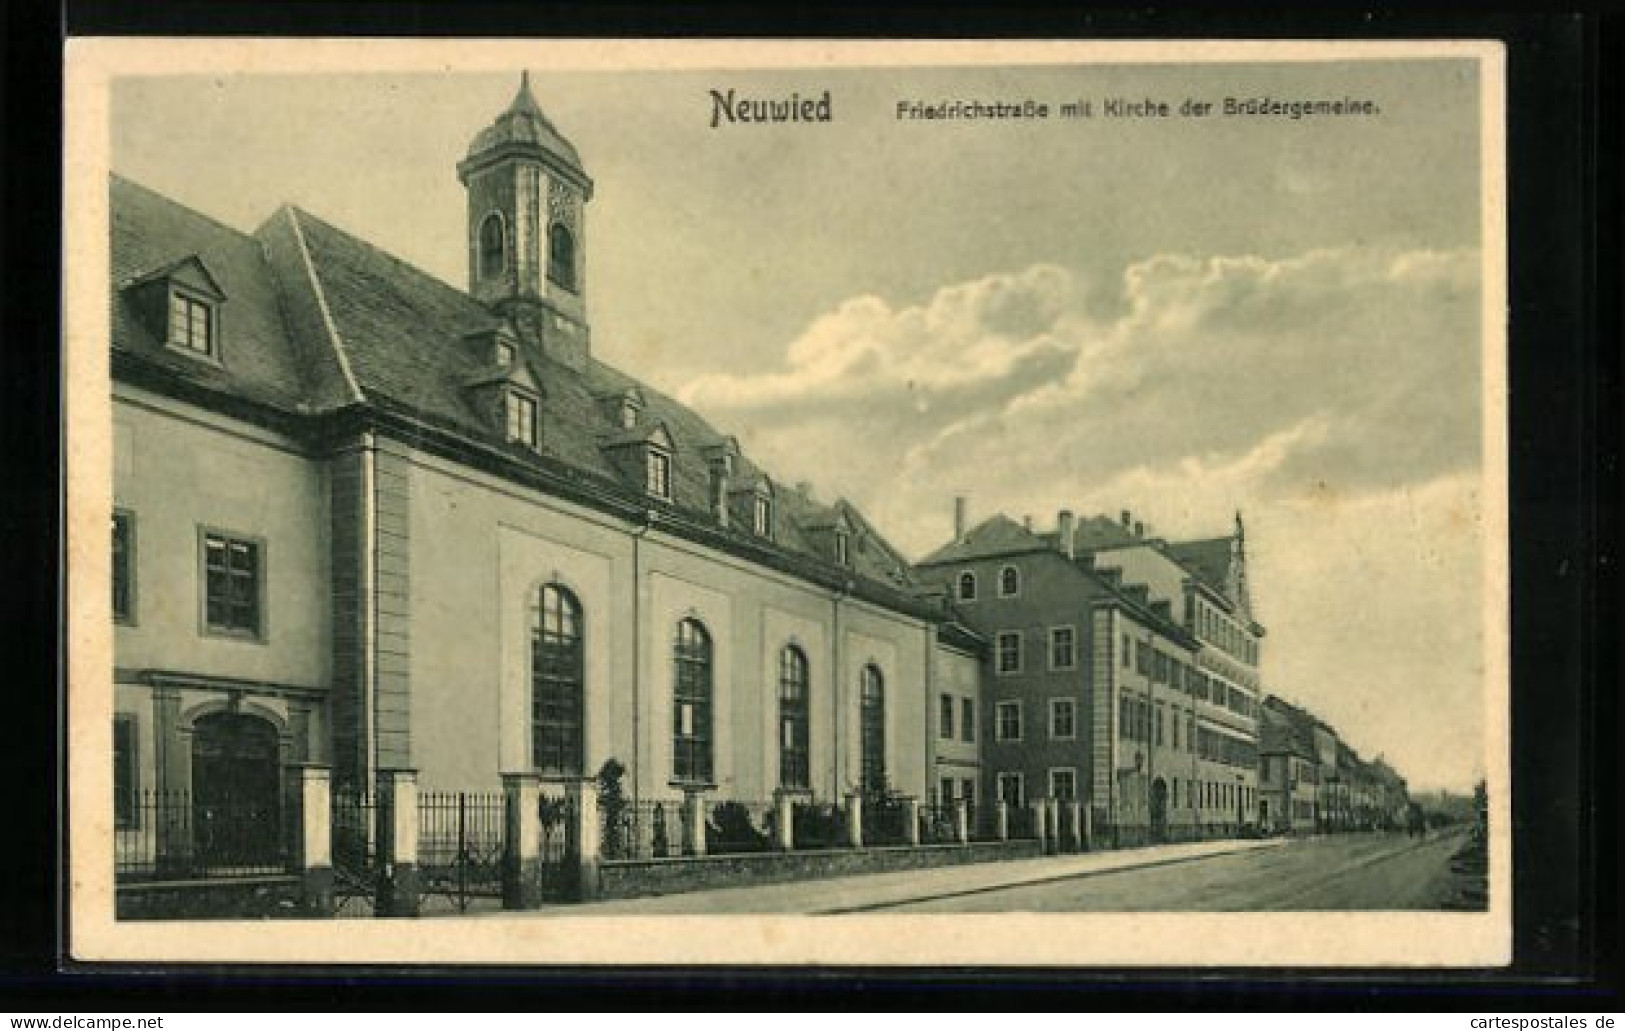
[330,788,378,918]
[419,791,507,914]
[537,791,578,902]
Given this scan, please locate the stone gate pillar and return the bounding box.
[284,763,333,916]
[570,777,601,902]
[844,793,864,849]
[502,772,543,910]
[773,790,795,852]
[375,768,419,917]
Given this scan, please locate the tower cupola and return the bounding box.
[457,73,593,369]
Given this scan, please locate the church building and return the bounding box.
[110,75,945,861]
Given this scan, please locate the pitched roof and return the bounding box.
[1166,536,1232,595]
[111,175,919,601]
[110,175,311,412]
[916,513,1050,566]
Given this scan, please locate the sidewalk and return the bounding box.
[547,836,1287,915]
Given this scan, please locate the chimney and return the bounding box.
[953,495,968,543]
[1058,509,1076,559]
[705,447,734,527]
[1133,520,1144,538]
[1120,509,1132,529]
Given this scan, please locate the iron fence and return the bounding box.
[115,789,290,881]
[917,802,959,845]
[600,798,688,861]
[1006,805,1039,840]
[418,791,506,914]
[330,788,379,917]
[790,800,844,851]
[706,800,777,855]
[862,798,910,847]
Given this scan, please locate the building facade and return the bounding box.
[111,78,947,868]
[916,505,1265,844]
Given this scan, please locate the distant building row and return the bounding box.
[916,502,1408,840]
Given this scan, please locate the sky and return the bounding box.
[110,56,1493,793]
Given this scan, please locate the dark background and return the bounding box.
[1,0,1614,1009]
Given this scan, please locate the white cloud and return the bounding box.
[681,245,1490,791]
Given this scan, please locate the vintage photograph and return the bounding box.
[66,39,1509,965]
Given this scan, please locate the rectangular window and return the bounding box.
[202,530,262,637]
[1049,626,1076,670]
[1048,768,1076,802]
[997,772,1025,809]
[961,698,975,742]
[1135,640,1151,674]
[1172,709,1182,749]
[1121,634,1131,667]
[939,777,956,804]
[168,292,214,356]
[112,510,134,624]
[961,777,976,808]
[1155,704,1165,746]
[646,449,672,499]
[996,631,1022,674]
[113,715,137,829]
[996,700,1022,741]
[753,495,772,536]
[939,693,955,739]
[1049,698,1075,740]
[505,391,538,448]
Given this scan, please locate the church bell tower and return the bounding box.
[457,72,594,369]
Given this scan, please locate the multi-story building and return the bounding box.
[1258,696,1320,834]
[929,618,986,815]
[916,504,1261,844]
[1076,512,1265,836]
[110,78,949,866]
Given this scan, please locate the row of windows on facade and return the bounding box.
[936,694,976,743]
[112,512,883,792]
[113,512,261,637]
[1194,599,1258,665]
[990,697,1076,742]
[478,213,578,293]
[1115,692,1260,768]
[1262,754,1320,786]
[990,770,1257,813]
[531,583,886,791]
[1120,633,1260,718]
[994,625,1076,674]
[954,565,1023,602]
[500,393,802,553]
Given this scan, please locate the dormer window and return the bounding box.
[494,341,514,367]
[646,449,672,500]
[834,530,850,567]
[168,292,215,356]
[753,494,773,537]
[505,390,538,449]
[619,400,638,429]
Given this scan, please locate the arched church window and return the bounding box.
[531,583,584,775]
[672,618,712,783]
[479,213,506,281]
[548,223,577,292]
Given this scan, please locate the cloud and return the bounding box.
[682,245,1482,559]
[680,245,1491,791]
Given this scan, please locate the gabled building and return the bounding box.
[111,77,947,866]
[1258,696,1320,834]
[917,503,1263,844]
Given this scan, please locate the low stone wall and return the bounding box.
[116,876,306,920]
[597,840,1043,901]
